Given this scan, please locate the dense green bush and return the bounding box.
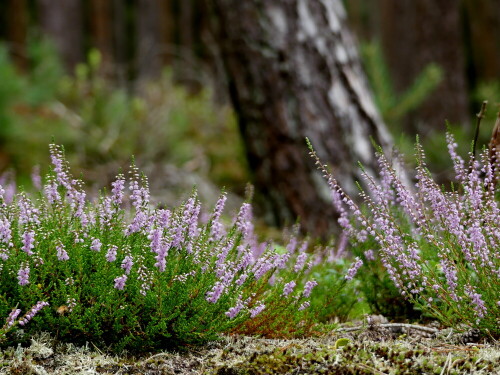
[309,128,500,337]
[0,144,357,353]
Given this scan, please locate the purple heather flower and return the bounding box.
[66,298,77,312]
[171,219,185,249]
[210,194,227,240]
[249,303,265,318]
[121,255,134,274]
[345,257,363,281]
[298,301,310,311]
[0,216,12,246]
[285,226,300,253]
[235,203,254,239]
[187,202,201,239]
[49,144,70,187]
[18,195,40,225]
[237,249,254,270]
[73,190,86,219]
[282,281,296,297]
[129,178,149,210]
[157,209,171,229]
[111,176,125,206]
[5,308,21,328]
[212,193,227,222]
[440,259,458,294]
[364,249,375,261]
[303,280,318,298]
[18,301,49,326]
[149,228,162,254]
[154,244,168,272]
[31,166,42,191]
[98,197,114,226]
[335,233,349,259]
[465,286,487,319]
[1,180,15,205]
[206,281,225,303]
[90,238,102,252]
[252,255,275,280]
[56,243,69,261]
[126,210,147,235]
[446,132,466,182]
[293,252,308,272]
[235,272,249,286]
[21,230,35,255]
[44,181,61,204]
[225,300,244,319]
[17,265,30,286]
[114,274,128,290]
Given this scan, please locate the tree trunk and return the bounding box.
[37,0,84,72]
[379,0,469,133]
[7,0,28,71]
[90,0,114,74]
[136,0,163,81]
[463,0,500,83]
[206,0,393,238]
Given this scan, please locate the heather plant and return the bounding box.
[0,144,321,353]
[304,235,368,323]
[308,127,500,338]
[0,302,49,343]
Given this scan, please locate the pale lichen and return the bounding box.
[0,331,499,374]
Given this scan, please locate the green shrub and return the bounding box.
[309,130,500,337]
[0,144,342,353]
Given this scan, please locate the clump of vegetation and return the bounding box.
[308,111,500,338]
[361,40,443,128]
[0,144,350,353]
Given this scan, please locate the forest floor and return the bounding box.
[1,319,499,375]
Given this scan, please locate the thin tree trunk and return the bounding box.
[137,0,162,81]
[37,0,84,72]
[7,0,28,71]
[90,0,114,74]
[206,0,393,237]
[158,0,174,66]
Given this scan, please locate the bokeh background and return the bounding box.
[0,0,499,235]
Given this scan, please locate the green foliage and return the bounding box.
[474,80,500,124]
[0,145,345,353]
[310,131,500,338]
[308,257,366,323]
[361,40,443,127]
[0,38,247,191]
[350,236,430,321]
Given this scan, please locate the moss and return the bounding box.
[0,332,499,374]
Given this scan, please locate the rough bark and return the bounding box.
[37,0,84,72]
[379,0,469,133]
[206,0,393,237]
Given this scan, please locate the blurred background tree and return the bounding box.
[205,0,392,238]
[0,0,498,237]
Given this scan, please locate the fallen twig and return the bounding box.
[336,323,439,335]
